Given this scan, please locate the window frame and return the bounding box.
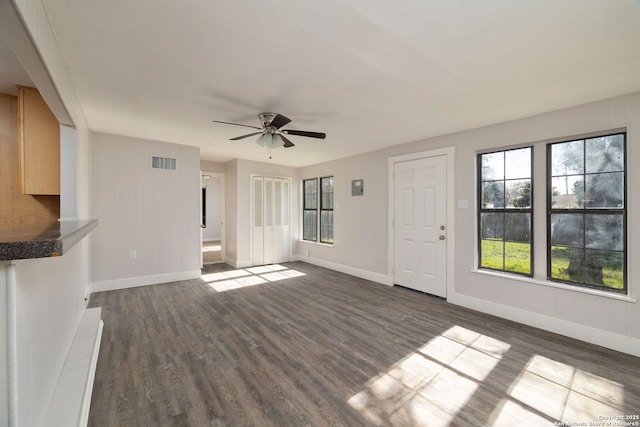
[302,176,334,244]
[546,132,627,294]
[319,176,334,244]
[477,146,534,277]
[302,178,318,242]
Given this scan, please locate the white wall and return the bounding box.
[90,132,201,291]
[60,124,77,220]
[200,160,226,174]
[299,91,640,356]
[0,264,7,425]
[11,243,90,427]
[298,150,390,280]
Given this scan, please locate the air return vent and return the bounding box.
[152,156,176,170]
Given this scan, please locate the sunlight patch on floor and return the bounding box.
[202,244,221,251]
[492,354,626,426]
[201,265,306,292]
[348,325,627,426]
[348,325,510,426]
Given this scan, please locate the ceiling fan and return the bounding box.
[212,112,326,158]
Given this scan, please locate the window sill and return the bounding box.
[470,268,636,303]
[299,240,334,247]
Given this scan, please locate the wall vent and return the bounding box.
[152,156,176,170]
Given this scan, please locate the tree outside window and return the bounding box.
[548,133,626,292]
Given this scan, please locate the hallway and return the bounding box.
[202,240,222,263]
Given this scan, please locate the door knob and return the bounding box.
[440,225,445,230]
[439,235,445,240]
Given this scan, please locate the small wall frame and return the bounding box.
[351,179,364,196]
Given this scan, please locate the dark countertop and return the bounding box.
[0,219,98,261]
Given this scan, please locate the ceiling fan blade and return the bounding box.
[230,131,263,141]
[212,120,261,130]
[282,129,326,139]
[281,134,295,148]
[269,114,291,129]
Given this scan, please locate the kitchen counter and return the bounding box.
[0,219,97,261]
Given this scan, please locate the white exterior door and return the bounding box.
[252,176,291,265]
[393,155,447,297]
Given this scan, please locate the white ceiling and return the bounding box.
[30,1,640,166]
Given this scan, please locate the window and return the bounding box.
[303,179,318,241]
[320,176,334,243]
[303,176,334,244]
[478,147,532,275]
[548,132,626,292]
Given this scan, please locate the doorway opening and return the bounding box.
[202,240,222,264]
[201,172,225,265]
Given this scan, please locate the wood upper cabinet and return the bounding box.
[17,86,60,195]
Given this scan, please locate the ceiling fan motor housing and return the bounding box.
[259,112,278,127]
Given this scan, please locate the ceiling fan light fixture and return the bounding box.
[256,132,284,149]
[272,134,284,148]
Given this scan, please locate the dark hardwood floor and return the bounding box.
[88,262,640,426]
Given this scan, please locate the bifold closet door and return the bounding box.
[252,176,290,266]
[252,176,265,265]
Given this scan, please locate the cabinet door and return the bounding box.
[18,86,60,195]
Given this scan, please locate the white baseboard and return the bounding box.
[224,257,252,268]
[448,292,640,358]
[91,270,201,293]
[295,255,393,286]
